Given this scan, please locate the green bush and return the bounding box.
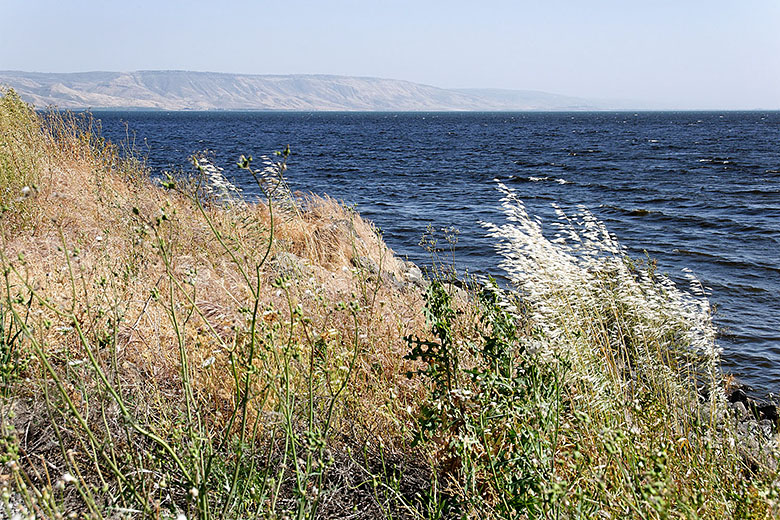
[406,280,565,518]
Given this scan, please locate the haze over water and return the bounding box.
[93,110,780,396]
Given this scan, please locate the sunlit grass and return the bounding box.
[0,88,777,519]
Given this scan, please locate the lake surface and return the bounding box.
[91,111,780,396]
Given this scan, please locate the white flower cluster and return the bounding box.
[193,157,244,206]
[483,181,723,408]
[257,155,299,216]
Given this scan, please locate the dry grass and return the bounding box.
[3,118,418,389]
[0,90,433,519]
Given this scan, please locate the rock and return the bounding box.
[757,403,778,424]
[384,271,407,292]
[759,419,775,438]
[726,382,778,425]
[352,255,379,275]
[736,419,753,438]
[402,262,428,290]
[731,401,751,422]
[728,388,748,404]
[443,282,468,302]
[272,252,311,279]
[726,384,780,474]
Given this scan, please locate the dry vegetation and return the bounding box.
[1,89,779,519]
[1,90,432,519]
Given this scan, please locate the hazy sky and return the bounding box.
[3,0,779,109]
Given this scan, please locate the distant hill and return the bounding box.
[0,70,618,111]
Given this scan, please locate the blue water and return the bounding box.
[91,111,780,396]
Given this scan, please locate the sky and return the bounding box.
[2,0,779,109]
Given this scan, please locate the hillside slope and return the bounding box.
[0,70,603,110]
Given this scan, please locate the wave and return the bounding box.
[698,157,734,165]
[567,148,601,156]
[513,159,549,168]
[599,204,773,235]
[671,248,780,274]
[721,188,780,198]
[598,205,660,217]
[508,175,571,185]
